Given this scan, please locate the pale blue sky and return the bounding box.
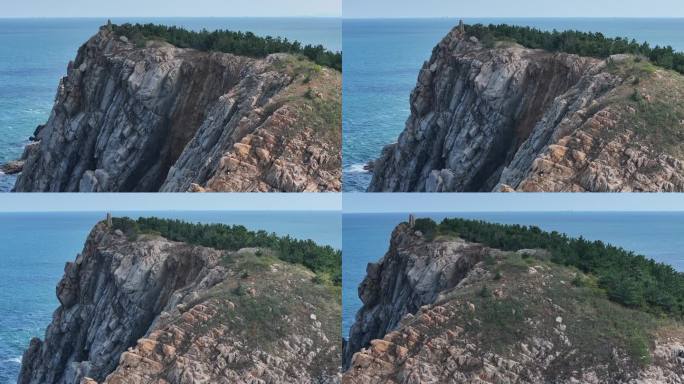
[3,193,684,213]
[1,0,341,18]
[344,0,684,18]
[0,194,341,212]
[344,193,684,213]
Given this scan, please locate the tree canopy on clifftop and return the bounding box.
[465,23,684,75]
[111,23,342,71]
[414,217,684,318]
[111,217,341,286]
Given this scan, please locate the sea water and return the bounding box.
[0,17,341,191]
[0,210,340,382]
[342,212,684,335]
[343,18,684,191]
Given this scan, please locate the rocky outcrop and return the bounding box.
[14,25,341,192]
[19,222,341,384]
[1,160,24,175]
[368,25,684,192]
[343,223,489,368]
[343,222,684,383]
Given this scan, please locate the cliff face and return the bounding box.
[14,26,341,192]
[368,26,684,192]
[19,222,341,384]
[343,223,489,368]
[343,223,684,383]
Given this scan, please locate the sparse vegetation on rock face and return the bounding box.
[369,24,684,192]
[14,25,341,192]
[344,220,684,383]
[19,219,341,384]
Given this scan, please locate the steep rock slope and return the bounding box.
[343,223,489,368]
[368,26,684,192]
[19,222,341,384]
[14,25,341,192]
[343,222,684,383]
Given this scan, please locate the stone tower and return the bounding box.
[408,214,416,228]
[458,19,465,34]
[106,212,112,227]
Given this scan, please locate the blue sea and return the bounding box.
[0,17,341,192]
[0,210,340,383]
[342,212,684,336]
[343,18,684,191]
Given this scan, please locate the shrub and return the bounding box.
[414,218,438,239]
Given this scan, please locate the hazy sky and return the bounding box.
[0,194,341,212]
[344,0,684,18]
[344,193,684,213]
[1,0,341,18]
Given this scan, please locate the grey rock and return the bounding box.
[18,223,225,384]
[343,223,488,369]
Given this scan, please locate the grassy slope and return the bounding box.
[269,55,342,147]
[416,248,682,379]
[404,217,683,378]
[603,58,684,158]
[209,249,340,372]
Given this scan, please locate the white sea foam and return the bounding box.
[345,163,369,173]
[3,356,21,364]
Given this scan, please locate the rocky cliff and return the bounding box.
[13,25,341,192]
[19,221,341,384]
[368,25,684,192]
[343,222,684,383]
